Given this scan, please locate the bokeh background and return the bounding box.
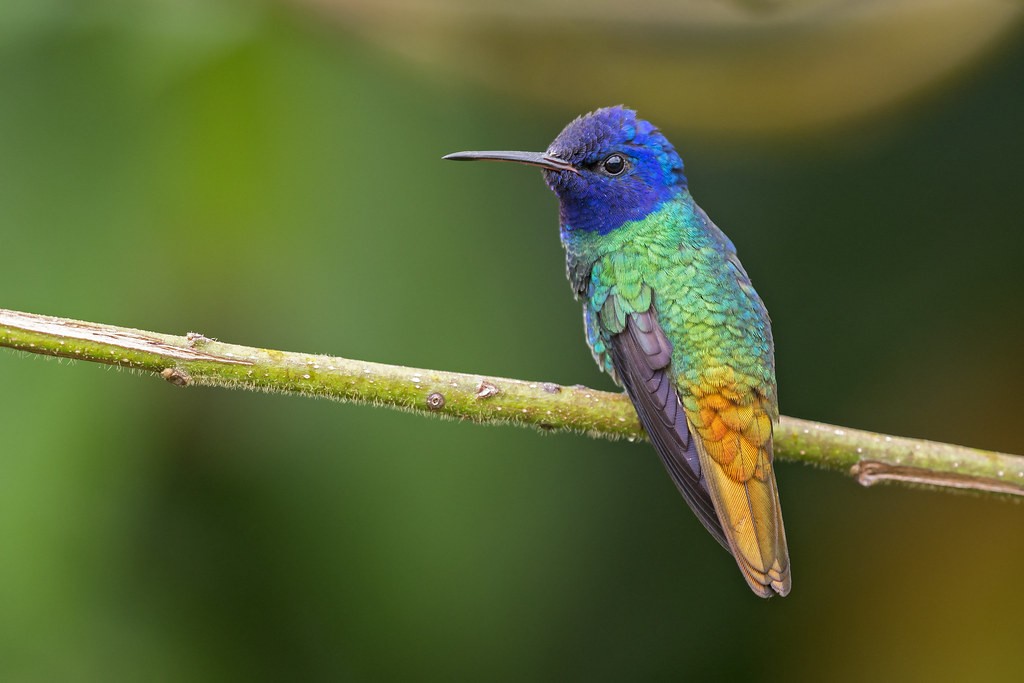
[2,1,1023,681]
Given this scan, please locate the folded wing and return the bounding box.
[606,299,790,597]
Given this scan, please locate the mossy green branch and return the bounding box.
[2,307,1022,498]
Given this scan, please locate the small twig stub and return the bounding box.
[160,367,192,387]
[475,381,500,399]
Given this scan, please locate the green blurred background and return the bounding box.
[2,1,1023,681]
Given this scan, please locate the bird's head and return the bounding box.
[445,106,686,234]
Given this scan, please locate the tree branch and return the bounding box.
[2,307,1021,498]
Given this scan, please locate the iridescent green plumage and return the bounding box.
[568,196,775,407]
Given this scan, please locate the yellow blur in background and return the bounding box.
[1,1,1023,681]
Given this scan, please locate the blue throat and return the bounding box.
[557,185,685,236]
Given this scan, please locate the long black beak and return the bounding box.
[442,150,578,173]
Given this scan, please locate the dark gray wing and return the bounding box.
[607,306,728,550]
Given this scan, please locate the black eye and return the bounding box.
[601,154,626,176]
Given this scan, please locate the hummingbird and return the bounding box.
[444,106,791,597]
